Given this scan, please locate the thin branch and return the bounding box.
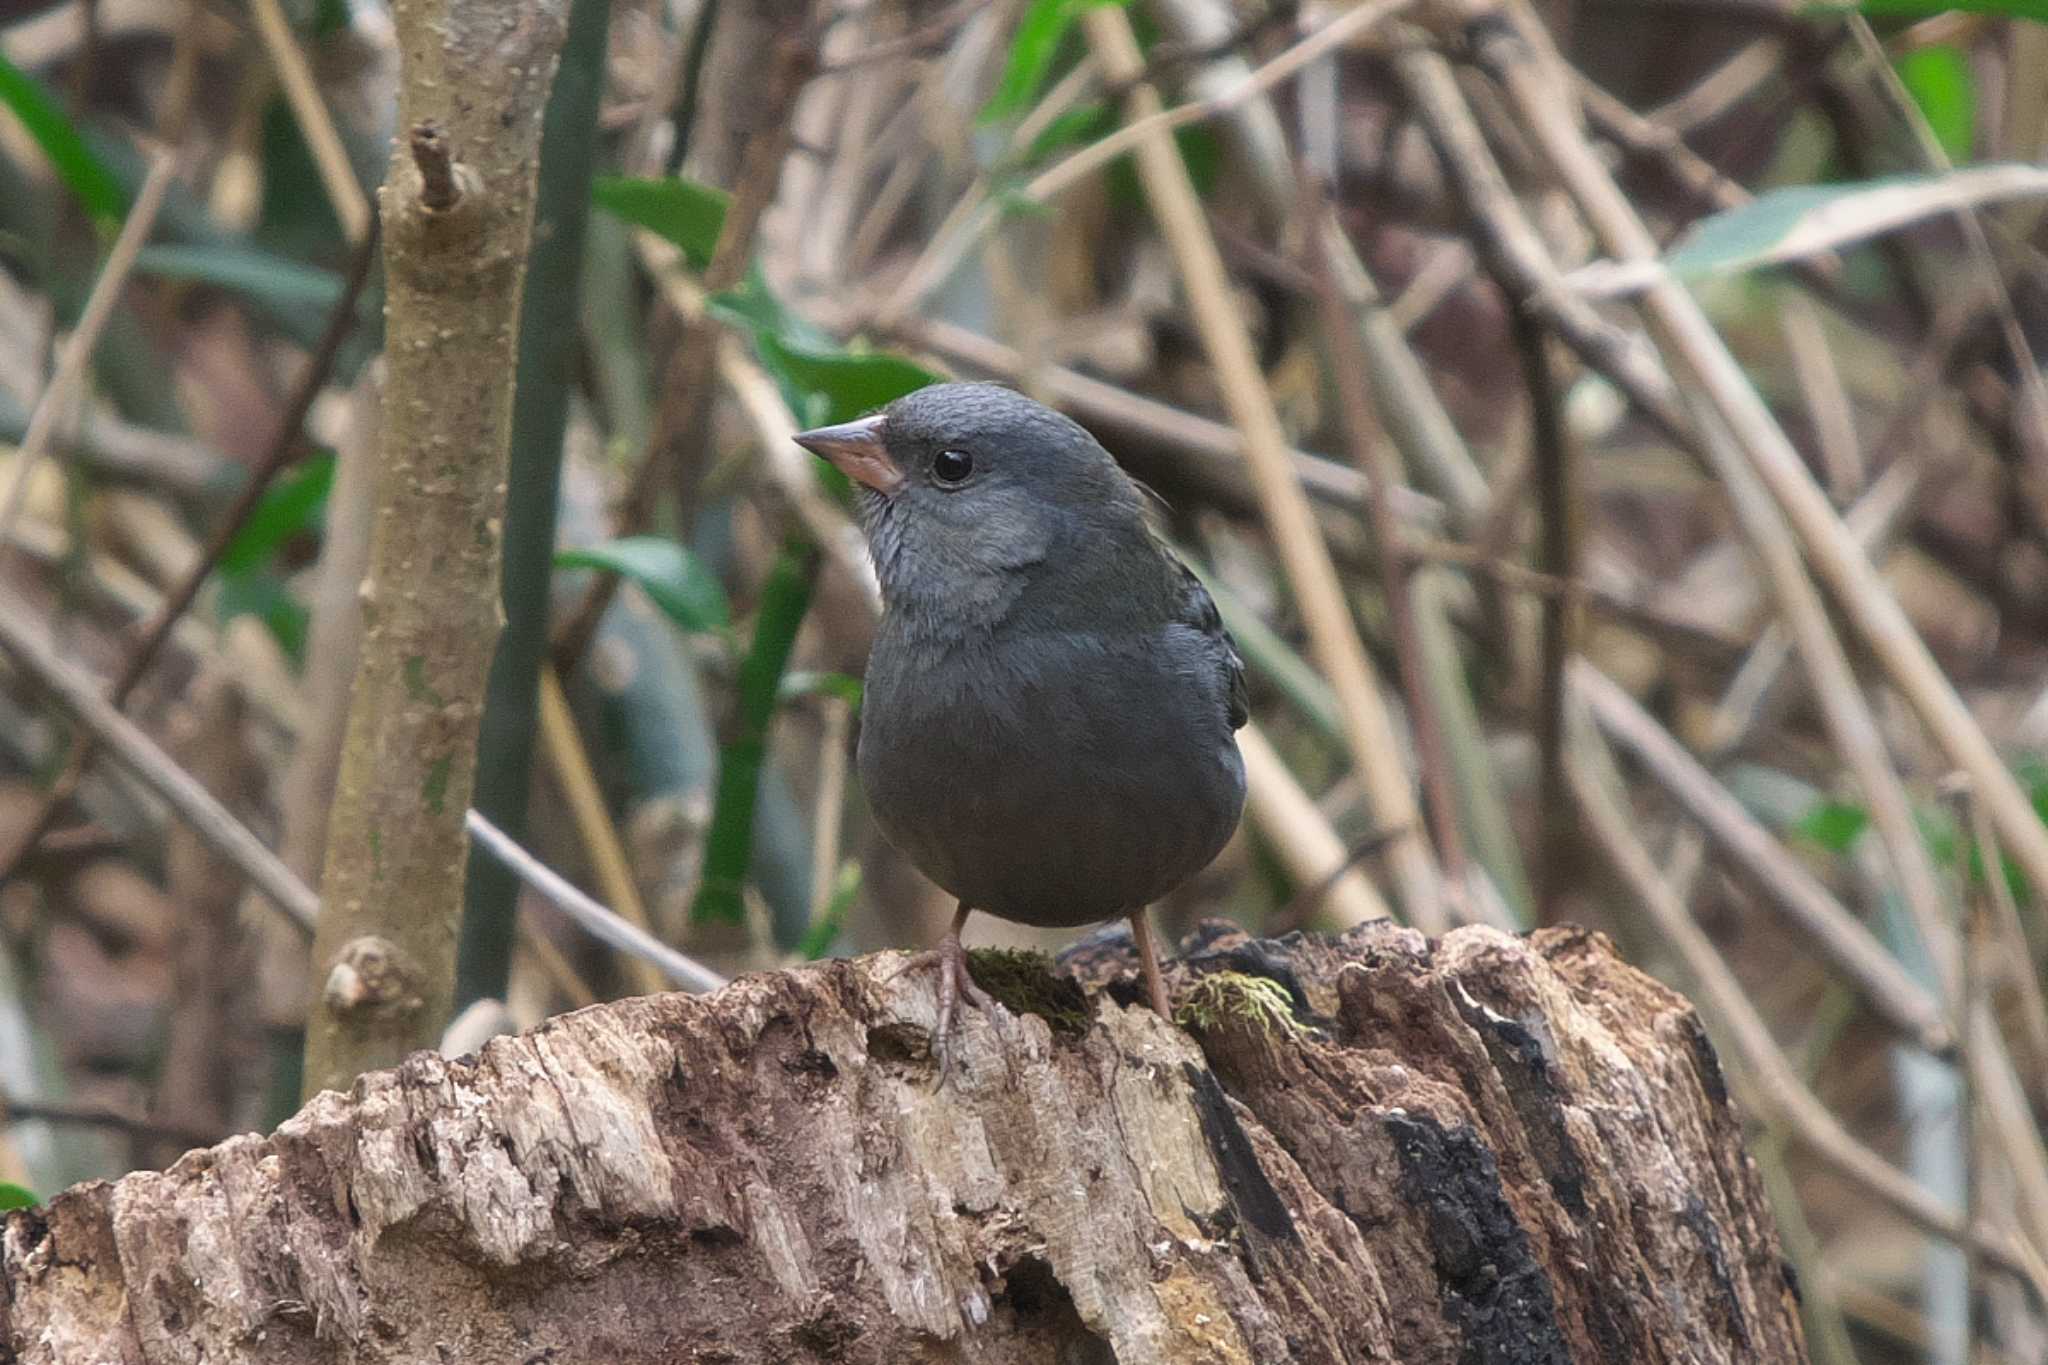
[1237,722,1394,928]
[1572,662,1952,1055]
[465,810,727,995]
[1025,0,1412,203]
[1302,176,1470,912]
[1511,304,1575,925]
[1,1097,220,1150]
[883,314,1443,524]
[537,667,669,998]
[0,152,177,545]
[1462,8,2048,933]
[0,218,380,891]
[1564,724,2043,1296]
[553,21,817,668]
[1084,3,1443,927]
[0,597,320,932]
[247,0,371,241]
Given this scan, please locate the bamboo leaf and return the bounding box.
[0,53,125,224]
[555,536,729,632]
[0,1181,37,1211]
[693,540,819,924]
[1666,164,2048,277]
[221,453,335,573]
[1809,0,2048,18]
[132,243,344,313]
[982,0,1128,123]
[592,175,730,269]
[1895,45,1975,162]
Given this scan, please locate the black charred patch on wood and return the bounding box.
[1679,1012,1729,1109]
[1386,1112,1572,1365]
[1183,1064,1298,1242]
[1454,995,1588,1218]
[1681,1194,1751,1351]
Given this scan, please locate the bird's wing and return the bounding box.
[1171,555,1249,732]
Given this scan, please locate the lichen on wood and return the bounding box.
[6,923,1805,1362]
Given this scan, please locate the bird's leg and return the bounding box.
[1128,909,1175,1019]
[887,901,996,1084]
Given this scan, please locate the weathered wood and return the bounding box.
[3,922,1806,1363]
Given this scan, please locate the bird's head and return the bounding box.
[794,382,1145,614]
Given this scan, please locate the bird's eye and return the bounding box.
[932,449,974,487]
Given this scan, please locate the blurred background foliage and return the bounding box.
[1,0,2048,1358]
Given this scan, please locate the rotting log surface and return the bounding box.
[3,922,1805,1363]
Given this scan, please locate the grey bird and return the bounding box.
[795,383,1248,1076]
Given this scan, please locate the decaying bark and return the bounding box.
[4,922,1807,1363]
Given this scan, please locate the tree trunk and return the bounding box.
[300,0,568,1097]
[3,922,1807,1363]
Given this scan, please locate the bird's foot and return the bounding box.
[888,926,997,1087]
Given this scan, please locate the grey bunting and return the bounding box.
[795,382,1248,1080]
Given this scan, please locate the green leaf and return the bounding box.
[0,53,126,224]
[1896,45,1975,163]
[778,670,864,708]
[554,536,729,632]
[0,1181,37,1211]
[1808,0,2048,18]
[981,0,1128,123]
[704,264,834,348]
[1666,164,2048,278]
[220,453,335,573]
[216,569,309,663]
[797,861,862,960]
[709,272,938,427]
[694,540,819,924]
[133,243,344,313]
[753,333,938,428]
[257,97,345,258]
[1108,124,1221,205]
[1795,799,1870,853]
[1022,101,1113,162]
[592,176,730,269]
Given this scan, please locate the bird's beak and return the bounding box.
[793,414,905,495]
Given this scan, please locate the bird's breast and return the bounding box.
[857,626,1245,926]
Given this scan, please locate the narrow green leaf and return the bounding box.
[1808,0,2048,19]
[220,453,335,573]
[0,53,126,223]
[1896,45,1975,163]
[981,0,1128,123]
[0,1181,37,1211]
[753,333,939,428]
[798,862,862,960]
[704,265,834,349]
[215,569,309,663]
[133,243,344,313]
[1022,101,1113,162]
[694,540,820,924]
[1666,164,2048,278]
[1794,799,1870,854]
[555,536,730,632]
[592,176,730,269]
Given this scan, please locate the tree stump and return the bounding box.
[2,921,1806,1363]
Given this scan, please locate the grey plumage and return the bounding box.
[795,382,1247,1061]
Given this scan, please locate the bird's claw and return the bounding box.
[889,934,997,1087]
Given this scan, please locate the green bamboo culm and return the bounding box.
[454,0,612,1009]
[693,537,821,924]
